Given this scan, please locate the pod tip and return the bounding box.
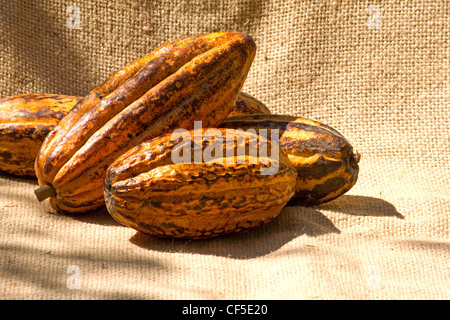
[34,184,56,202]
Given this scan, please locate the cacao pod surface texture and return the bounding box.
[34,32,256,213]
[104,128,297,239]
[0,94,82,177]
[0,92,264,178]
[221,114,360,205]
[228,92,271,117]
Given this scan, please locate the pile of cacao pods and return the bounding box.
[0,32,359,239]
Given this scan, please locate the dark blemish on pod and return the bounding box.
[161,222,185,234]
[311,177,347,199]
[295,156,343,180]
[151,200,161,208]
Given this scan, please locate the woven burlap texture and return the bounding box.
[0,0,448,299]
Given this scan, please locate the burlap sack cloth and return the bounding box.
[0,0,448,300]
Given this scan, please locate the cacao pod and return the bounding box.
[228,92,271,116]
[0,91,264,178]
[221,114,360,205]
[34,32,256,213]
[0,94,82,177]
[104,128,297,239]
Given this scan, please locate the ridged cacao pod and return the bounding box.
[0,91,263,178]
[221,114,360,205]
[34,32,256,213]
[104,128,297,239]
[0,94,82,177]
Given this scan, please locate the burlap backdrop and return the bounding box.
[0,0,448,300]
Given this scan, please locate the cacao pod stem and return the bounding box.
[34,184,56,202]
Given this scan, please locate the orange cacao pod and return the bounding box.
[34,32,256,213]
[104,128,297,239]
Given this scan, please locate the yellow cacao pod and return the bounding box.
[0,94,82,177]
[34,32,256,213]
[221,114,360,205]
[104,128,297,239]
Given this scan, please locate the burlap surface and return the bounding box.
[0,0,448,300]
